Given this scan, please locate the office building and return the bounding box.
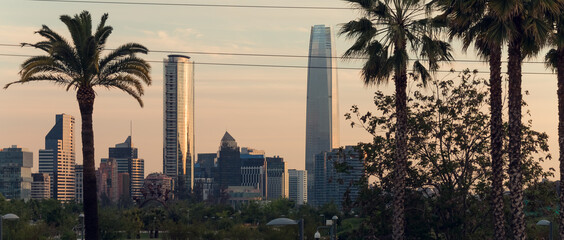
[163,54,195,191]
[305,24,340,194]
[118,172,130,200]
[266,156,286,200]
[0,146,32,200]
[288,169,307,205]
[313,146,363,208]
[39,114,76,201]
[31,173,50,200]
[197,153,216,178]
[97,158,119,202]
[75,164,83,202]
[216,132,241,188]
[102,135,144,199]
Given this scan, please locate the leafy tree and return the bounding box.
[340,1,453,239]
[347,71,553,239]
[4,11,151,239]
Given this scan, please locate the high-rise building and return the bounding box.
[266,156,286,200]
[39,114,75,201]
[312,146,363,208]
[0,146,33,200]
[216,132,241,188]
[163,54,195,191]
[197,153,216,178]
[75,164,83,202]
[96,158,119,202]
[31,173,50,200]
[305,24,340,194]
[102,136,144,200]
[288,169,307,205]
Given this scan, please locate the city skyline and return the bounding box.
[0,1,559,178]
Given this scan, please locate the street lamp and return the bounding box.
[331,215,338,240]
[0,213,20,240]
[266,217,304,240]
[314,231,321,239]
[537,219,553,240]
[79,213,85,240]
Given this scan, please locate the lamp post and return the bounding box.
[537,219,553,240]
[79,213,85,240]
[331,215,338,240]
[0,213,20,240]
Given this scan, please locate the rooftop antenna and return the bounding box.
[130,120,133,147]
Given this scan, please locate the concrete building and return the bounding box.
[163,54,195,191]
[0,146,32,200]
[227,186,262,207]
[31,173,50,200]
[305,24,340,196]
[312,146,363,208]
[288,169,307,205]
[102,135,144,199]
[266,156,286,200]
[75,164,83,202]
[96,158,119,202]
[240,147,266,197]
[39,114,76,201]
[216,132,241,189]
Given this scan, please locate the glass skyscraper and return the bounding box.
[163,55,195,191]
[305,25,340,192]
[39,113,75,201]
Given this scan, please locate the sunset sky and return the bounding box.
[0,0,559,177]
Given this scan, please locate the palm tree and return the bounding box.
[544,10,564,239]
[340,1,452,239]
[431,0,508,237]
[5,11,151,239]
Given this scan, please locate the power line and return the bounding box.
[30,0,352,10]
[0,43,550,64]
[0,53,556,75]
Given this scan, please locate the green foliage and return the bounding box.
[346,71,554,238]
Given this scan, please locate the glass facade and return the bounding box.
[305,25,340,193]
[163,55,195,191]
[0,146,33,200]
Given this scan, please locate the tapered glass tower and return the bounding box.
[305,25,340,195]
[163,55,195,191]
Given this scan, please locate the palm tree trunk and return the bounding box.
[507,16,526,240]
[557,44,564,239]
[393,68,408,240]
[489,44,506,239]
[77,86,99,240]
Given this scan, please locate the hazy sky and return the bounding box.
[0,0,559,177]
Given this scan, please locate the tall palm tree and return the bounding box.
[431,0,508,237]
[5,11,151,239]
[340,1,452,239]
[544,9,564,239]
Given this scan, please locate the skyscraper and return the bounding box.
[266,156,286,200]
[216,132,241,188]
[39,114,75,201]
[305,25,340,192]
[288,169,307,205]
[0,146,32,200]
[31,173,50,200]
[75,164,83,202]
[102,135,144,199]
[163,54,195,191]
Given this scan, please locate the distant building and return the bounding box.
[288,169,307,205]
[118,172,130,200]
[0,146,33,200]
[97,158,119,202]
[216,132,241,188]
[75,165,83,202]
[102,135,144,200]
[197,153,216,178]
[240,148,267,197]
[163,54,195,191]
[313,146,363,208]
[140,173,173,204]
[39,114,76,201]
[266,156,286,200]
[305,25,340,196]
[31,173,50,200]
[227,186,262,207]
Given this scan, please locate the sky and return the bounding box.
[0,0,560,178]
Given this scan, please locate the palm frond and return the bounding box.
[99,43,149,70]
[544,48,558,71]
